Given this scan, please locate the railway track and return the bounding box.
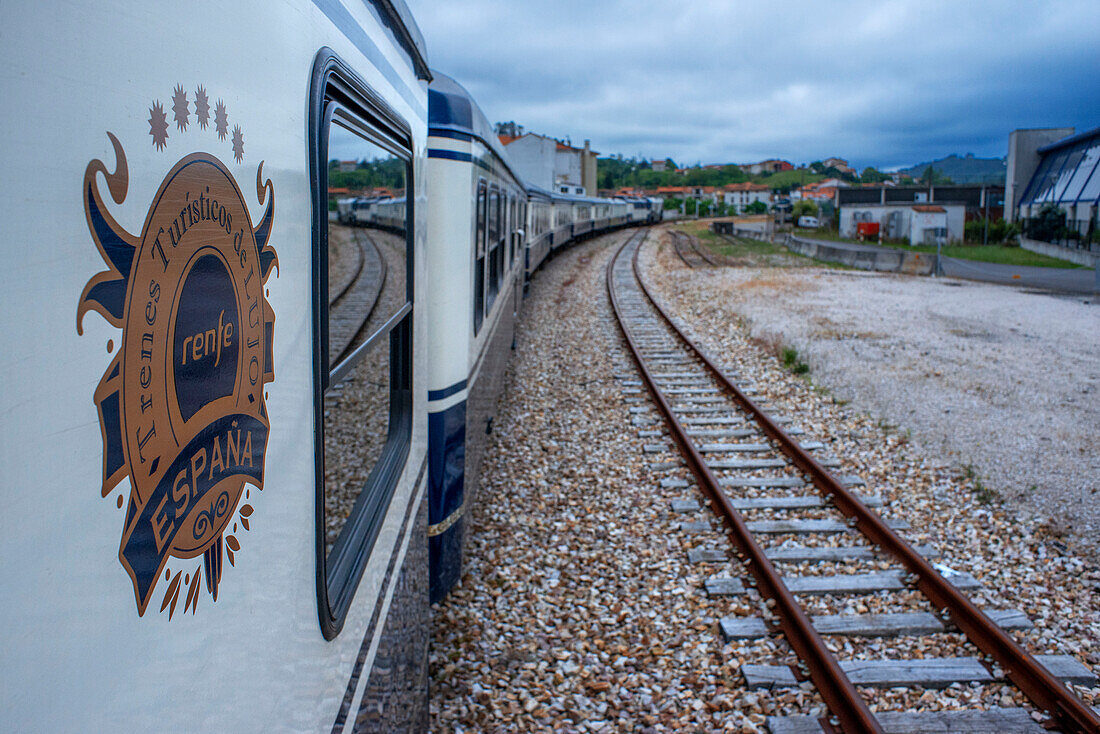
[329,229,387,369]
[670,229,718,268]
[607,229,1099,733]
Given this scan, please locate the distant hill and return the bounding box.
[897,154,1005,185]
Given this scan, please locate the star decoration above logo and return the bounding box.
[232,125,244,164]
[215,100,229,141]
[148,101,169,151]
[194,86,210,130]
[145,85,243,163]
[171,84,189,131]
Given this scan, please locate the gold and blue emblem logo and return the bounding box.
[77,87,278,617]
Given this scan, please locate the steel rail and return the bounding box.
[686,231,720,266]
[670,231,698,269]
[330,232,389,370]
[628,234,1100,734]
[607,232,883,734]
[328,229,367,308]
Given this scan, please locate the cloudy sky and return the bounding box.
[404,0,1099,171]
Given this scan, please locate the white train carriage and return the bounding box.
[550,196,576,248]
[525,186,555,278]
[618,195,651,224]
[336,195,377,225]
[647,196,666,223]
[2,1,432,731]
[367,196,408,232]
[424,73,529,599]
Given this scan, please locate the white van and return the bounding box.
[798,215,820,228]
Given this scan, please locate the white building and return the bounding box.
[839,202,965,245]
[721,183,771,212]
[499,133,598,196]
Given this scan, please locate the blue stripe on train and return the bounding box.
[428,378,467,401]
[428,399,466,602]
[427,149,472,162]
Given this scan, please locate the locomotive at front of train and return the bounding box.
[425,73,529,600]
[1,1,433,731]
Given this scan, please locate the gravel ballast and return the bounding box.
[428,228,1099,732]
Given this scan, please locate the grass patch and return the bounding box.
[781,346,809,374]
[913,244,1082,269]
[794,229,1083,269]
[714,235,789,259]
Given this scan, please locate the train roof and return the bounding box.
[372,0,431,80]
[552,192,617,205]
[428,71,526,188]
[526,185,554,202]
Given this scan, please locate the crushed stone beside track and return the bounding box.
[428,228,1099,733]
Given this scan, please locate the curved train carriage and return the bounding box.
[423,73,642,602]
[1,1,656,730]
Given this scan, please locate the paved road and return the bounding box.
[939,256,1098,294]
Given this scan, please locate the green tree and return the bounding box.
[792,200,819,219]
[860,167,890,183]
[745,200,768,214]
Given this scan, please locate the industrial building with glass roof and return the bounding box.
[1016,126,1100,241]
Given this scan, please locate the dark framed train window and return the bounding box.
[310,49,413,640]
[474,180,486,335]
[487,186,501,307]
[508,196,516,267]
[495,190,504,282]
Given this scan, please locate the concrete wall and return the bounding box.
[785,236,936,274]
[911,210,947,245]
[711,223,934,274]
[1020,236,1100,267]
[1005,127,1074,223]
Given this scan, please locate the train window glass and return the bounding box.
[505,195,513,270]
[487,187,500,307]
[514,199,522,265]
[311,51,413,640]
[511,197,517,266]
[501,194,509,270]
[323,118,410,553]
[497,193,506,279]
[474,181,486,334]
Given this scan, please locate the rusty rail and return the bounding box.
[624,233,1100,734]
[687,232,720,266]
[670,229,720,268]
[608,232,883,734]
[670,230,700,269]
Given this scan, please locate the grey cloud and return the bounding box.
[406,0,1100,168]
